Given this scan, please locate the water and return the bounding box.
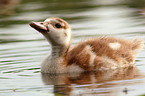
[0,0,145,96]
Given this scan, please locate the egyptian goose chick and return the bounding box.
[29,17,144,73]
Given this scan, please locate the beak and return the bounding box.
[29,22,48,32]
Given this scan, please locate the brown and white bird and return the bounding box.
[29,17,144,73]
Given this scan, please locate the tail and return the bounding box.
[132,39,144,55]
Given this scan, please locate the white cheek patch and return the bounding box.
[65,29,71,43]
[109,42,121,50]
[49,26,71,45]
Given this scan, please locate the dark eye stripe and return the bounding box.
[55,23,62,28]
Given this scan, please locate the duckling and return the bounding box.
[29,17,144,73]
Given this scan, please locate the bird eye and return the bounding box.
[55,23,62,28]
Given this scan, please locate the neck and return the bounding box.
[51,45,69,58]
[41,44,70,73]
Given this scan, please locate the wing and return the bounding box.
[66,37,143,71]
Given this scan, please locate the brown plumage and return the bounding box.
[66,37,143,71]
[29,17,144,73]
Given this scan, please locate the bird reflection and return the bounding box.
[41,66,143,96]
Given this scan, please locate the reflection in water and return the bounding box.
[41,66,143,96]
